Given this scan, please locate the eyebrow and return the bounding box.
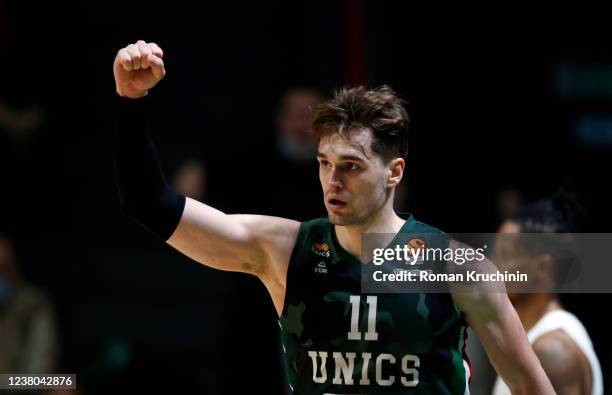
[316,152,366,162]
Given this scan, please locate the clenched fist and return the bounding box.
[113,40,165,99]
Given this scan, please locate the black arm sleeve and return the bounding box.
[113,95,186,241]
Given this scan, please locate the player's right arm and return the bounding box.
[447,240,556,395]
[112,41,299,292]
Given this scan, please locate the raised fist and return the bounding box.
[113,40,165,99]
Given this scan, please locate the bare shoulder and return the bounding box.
[533,330,586,378]
[533,329,592,394]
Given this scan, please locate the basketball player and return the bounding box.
[492,194,603,395]
[112,40,555,394]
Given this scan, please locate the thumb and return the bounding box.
[148,54,165,79]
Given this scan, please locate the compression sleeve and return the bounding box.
[113,95,186,241]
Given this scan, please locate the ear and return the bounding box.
[386,158,405,188]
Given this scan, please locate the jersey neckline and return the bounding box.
[330,212,417,265]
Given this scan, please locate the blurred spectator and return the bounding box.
[0,234,59,373]
[172,158,207,201]
[275,87,323,163]
[0,95,46,232]
[0,98,44,142]
[170,157,232,214]
[244,87,325,220]
[495,186,524,224]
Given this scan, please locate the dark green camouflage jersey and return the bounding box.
[279,214,471,395]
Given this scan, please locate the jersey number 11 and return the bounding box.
[348,295,379,341]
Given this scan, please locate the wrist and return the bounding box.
[116,88,149,99]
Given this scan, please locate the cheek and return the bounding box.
[369,168,388,192]
[318,167,329,185]
[352,172,386,201]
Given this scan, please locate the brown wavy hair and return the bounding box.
[311,85,410,163]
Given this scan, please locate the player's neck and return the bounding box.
[513,295,562,331]
[335,205,405,259]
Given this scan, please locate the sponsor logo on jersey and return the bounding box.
[314,261,328,274]
[312,242,331,258]
[407,238,426,263]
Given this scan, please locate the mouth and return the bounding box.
[327,196,347,210]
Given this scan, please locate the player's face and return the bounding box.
[495,220,546,302]
[317,128,392,226]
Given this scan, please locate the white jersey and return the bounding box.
[492,309,603,395]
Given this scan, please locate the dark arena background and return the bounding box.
[1,2,611,394]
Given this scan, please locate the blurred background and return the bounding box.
[1,1,611,394]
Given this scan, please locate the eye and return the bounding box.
[319,159,332,168]
[345,162,360,171]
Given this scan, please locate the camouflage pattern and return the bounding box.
[279,215,470,394]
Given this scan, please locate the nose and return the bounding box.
[327,167,343,188]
